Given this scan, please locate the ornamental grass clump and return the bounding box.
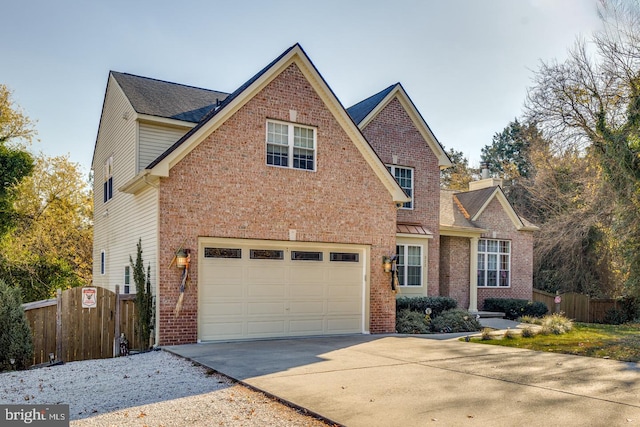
[521,326,536,338]
[540,313,573,335]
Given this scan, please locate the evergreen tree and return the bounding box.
[130,239,153,349]
[0,279,33,371]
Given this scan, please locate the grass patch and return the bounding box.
[467,323,640,362]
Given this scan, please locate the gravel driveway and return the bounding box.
[0,350,331,426]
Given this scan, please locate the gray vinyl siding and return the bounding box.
[138,123,190,172]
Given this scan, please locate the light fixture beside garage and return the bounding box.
[176,249,190,269]
[383,256,393,273]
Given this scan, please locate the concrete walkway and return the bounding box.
[166,334,640,426]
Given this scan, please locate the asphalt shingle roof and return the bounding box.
[454,186,497,219]
[111,72,229,123]
[346,84,396,124]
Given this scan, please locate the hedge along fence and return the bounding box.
[22,285,145,366]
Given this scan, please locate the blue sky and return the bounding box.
[2,0,602,176]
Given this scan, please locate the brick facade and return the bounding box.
[156,64,398,345]
[439,236,471,308]
[474,198,535,309]
[360,97,441,295]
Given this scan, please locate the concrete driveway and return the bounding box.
[166,335,640,426]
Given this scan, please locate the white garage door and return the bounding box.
[198,238,367,341]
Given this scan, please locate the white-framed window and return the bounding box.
[266,120,316,171]
[396,244,422,286]
[478,239,510,287]
[123,265,130,294]
[100,250,106,275]
[103,156,113,202]
[387,165,413,209]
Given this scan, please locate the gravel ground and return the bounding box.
[0,350,331,426]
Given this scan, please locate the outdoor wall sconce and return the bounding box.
[383,256,393,273]
[176,249,190,269]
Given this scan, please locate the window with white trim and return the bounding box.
[266,120,316,171]
[100,250,106,275]
[103,156,113,202]
[123,265,130,294]
[477,239,510,287]
[396,244,422,286]
[387,165,413,209]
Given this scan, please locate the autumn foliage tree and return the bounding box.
[0,153,92,302]
[0,85,34,235]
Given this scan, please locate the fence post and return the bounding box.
[114,285,121,357]
[56,289,62,362]
[555,291,561,314]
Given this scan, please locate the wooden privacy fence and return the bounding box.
[22,286,145,366]
[532,289,618,323]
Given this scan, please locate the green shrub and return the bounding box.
[429,309,482,333]
[396,296,457,318]
[619,295,639,322]
[0,280,33,371]
[603,307,627,325]
[483,298,548,320]
[540,313,573,335]
[396,309,430,334]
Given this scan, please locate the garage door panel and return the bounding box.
[204,284,244,298]
[247,320,285,335]
[289,300,325,315]
[202,322,244,338]
[247,284,286,297]
[290,284,324,298]
[204,265,245,284]
[246,265,286,281]
[289,319,324,334]
[290,266,327,282]
[327,300,362,314]
[327,317,362,332]
[327,285,360,298]
[201,302,244,316]
[247,301,286,315]
[199,239,365,341]
[328,268,362,282]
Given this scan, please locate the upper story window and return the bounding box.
[478,239,510,287]
[396,244,422,286]
[387,165,413,209]
[266,120,316,171]
[103,156,113,203]
[123,265,130,294]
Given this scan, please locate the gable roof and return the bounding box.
[111,72,229,123]
[453,186,539,232]
[347,84,396,124]
[347,83,452,170]
[121,44,410,204]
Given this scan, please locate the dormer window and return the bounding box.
[387,165,413,209]
[103,156,113,203]
[266,120,316,171]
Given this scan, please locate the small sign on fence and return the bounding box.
[81,287,97,308]
[554,295,562,304]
